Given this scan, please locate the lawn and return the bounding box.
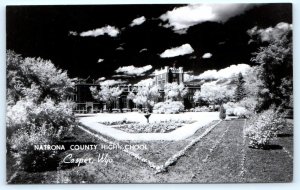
[7,115,293,184]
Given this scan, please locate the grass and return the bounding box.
[7,118,293,184]
[244,144,293,182]
[243,120,293,183]
[156,120,245,183]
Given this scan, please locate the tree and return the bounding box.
[243,66,263,98]
[7,50,74,105]
[164,82,187,101]
[250,23,293,111]
[6,50,76,171]
[127,91,136,112]
[90,85,123,113]
[198,81,235,110]
[193,90,201,104]
[219,105,226,120]
[234,73,246,102]
[6,51,75,132]
[133,85,160,113]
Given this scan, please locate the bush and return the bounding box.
[99,119,137,126]
[153,101,184,114]
[193,106,210,112]
[219,105,226,120]
[223,100,254,118]
[239,97,258,112]
[7,99,76,171]
[6,51,76,172]
[223,102,236,116]
[232,107,252,118]
[245,108,286,149]
[9,125,61,172]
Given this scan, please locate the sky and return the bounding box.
[6,3,292,84]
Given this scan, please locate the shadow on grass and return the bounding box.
[249,144,283,150]
[277,133,293,138]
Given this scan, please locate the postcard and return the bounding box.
[6,3,293,184]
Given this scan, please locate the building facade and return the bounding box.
[154,66,184,88]
[73,66,200,113]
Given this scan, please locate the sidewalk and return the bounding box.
[78,112,219,141]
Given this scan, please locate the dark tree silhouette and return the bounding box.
[234,72,246,102]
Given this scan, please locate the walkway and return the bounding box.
[78,112,219,141]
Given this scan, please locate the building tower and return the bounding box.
[154,65,184,89]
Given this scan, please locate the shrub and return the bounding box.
[223,100,255,118]
[245,108,286,149]
[6,51,76,172]
[219,105,226,120]
[223,102,236,116]
[153,100,184,114]
[7,99,76,171]
[99,119,137,126]
[239,97,258,112]
[9,124,61,172]
[232,107,252,118]
[193,106,210,112]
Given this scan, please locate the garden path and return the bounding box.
[78,112,219,141]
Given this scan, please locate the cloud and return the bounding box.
[98,77,106,81]
[198,64,251,80]
[135,78,154,86]
[160,44,194,58]
[69,31,78,36]
[97,58,104,63]
[80,25,120,37]
[247,22,292,42]
[130,16,146,27]
[99,79,127,86]
[160,4,253,33]
[202,53,212,59]
[115,65,153,76]
[139,48,148,53]
[95,77,106,83]
[184,73,194,82]
[112,74,134,78]
[186,64,251,81]
[198,70,218,80]
[116,46,124,51]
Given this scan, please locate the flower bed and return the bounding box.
[111,119,195,133]
[99,120,138,126]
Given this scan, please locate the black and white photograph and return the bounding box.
[6,3,293,184]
